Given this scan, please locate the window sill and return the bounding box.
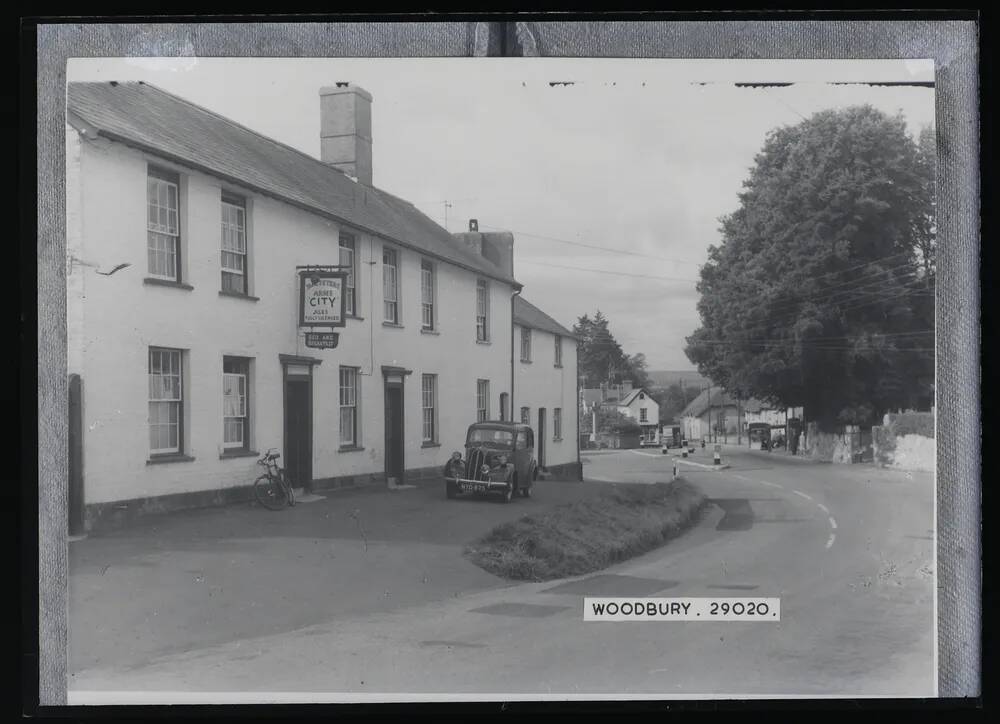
[219,449,259,459]
[553,438,564,442]
[421,441,441,448]
[520,359,532,364]
[146,453,196,465]
[218,290,260,302]
[476,339,491,345]
[554,364,564,369]
[420,328,439,335]
[382,322,404,329]
[339,445,365,453]
[346,314,365,321]
[144,277,193,291]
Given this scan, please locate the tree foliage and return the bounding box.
[652,383,703,424]
[684,106,935,427]
[574,311,651,389]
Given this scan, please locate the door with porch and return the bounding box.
[537,407,547,470]
[382,366,411,486]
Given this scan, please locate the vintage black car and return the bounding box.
[443,421,538,502]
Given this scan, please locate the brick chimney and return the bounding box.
[319,84,373,186]
[622,379,633,393]
[452,227,515,280]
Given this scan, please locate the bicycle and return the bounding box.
[253,448,295,510]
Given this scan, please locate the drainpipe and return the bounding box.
[511,288,521,420]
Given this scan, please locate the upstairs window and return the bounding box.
[521,327,532,362]
[147,166,180,281]
[339,233,357,316]
[421,260,435,330]
[640,408,648,423]
[383,247,399,324]
[476,279,489,341]
[220,193,247,294]
[554,335,563,367]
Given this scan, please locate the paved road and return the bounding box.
[69,448,935,700]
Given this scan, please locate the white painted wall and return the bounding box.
[68,130,515,504]
[513,323,578,468]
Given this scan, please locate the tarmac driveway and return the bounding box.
[69,476,605,674]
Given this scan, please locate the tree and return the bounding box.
[574,311,650,389]
[580,406,641,436]
[653,383,702,424]
[684,107,935,428]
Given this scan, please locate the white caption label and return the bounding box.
[584,598,780,621]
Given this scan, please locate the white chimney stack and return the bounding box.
[319,84,373,186]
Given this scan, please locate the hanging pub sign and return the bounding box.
[299,270,347,328]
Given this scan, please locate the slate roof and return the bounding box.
[66,81,520,287]
[513,296,579,340]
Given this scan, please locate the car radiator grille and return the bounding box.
[466,449,489,481]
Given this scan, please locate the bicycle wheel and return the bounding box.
[254,473,288,511]
[284,474,296,506]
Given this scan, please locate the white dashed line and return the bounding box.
[826,534,836,549]
[732,474,752,482]
[759,480,782,489]
[829,516,838,530]
[816,503,830,514]
[792,490,813,501]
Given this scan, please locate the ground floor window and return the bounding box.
[222,357,251,450]
[554,407,562,440]
[148,347,183,455]
[422,374,437,443]
[340,367,359,446]
[477,379,490,422]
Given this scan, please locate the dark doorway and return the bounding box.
[283,371,313,491]
[383,371,406,485]
[68,374,85,536]
[537,407,547,470]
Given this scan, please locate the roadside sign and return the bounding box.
[305,332,339,349]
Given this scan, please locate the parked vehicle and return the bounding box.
[443,421,538,503]
[253,448,295,510]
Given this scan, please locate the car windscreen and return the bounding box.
[467,428,515,445]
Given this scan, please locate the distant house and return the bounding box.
[680,386,740,442]
[580,380,660,446]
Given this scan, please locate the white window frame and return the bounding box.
[220,193,247,294]
[420,259,435,330]
[147,167,180,281]
[477,379,490,422]
[222,357,250,450]
[640,407,649,423]
[554,335,563,367]
[521,327,532,362]
[148,347,183,454]
[383,246,399,324]
[422,374,437,443]
[339,367,359,446]
[340,233,357,316]
[476,278,489,341]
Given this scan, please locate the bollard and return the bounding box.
[661,443,668,455]
[682,449,688,458]
[713,443,722,465]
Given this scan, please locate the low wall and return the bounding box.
[872,412,935,472]
[802,424,855,464]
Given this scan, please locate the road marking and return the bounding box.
[630,450,665,458]
[826,533,836,549]
[829,516,838,530]
[758,480,782,489]
[792,490,813,501]
[816,503,830,514]
[732,474,752,482]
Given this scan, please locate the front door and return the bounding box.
[384,375,405,485]
[283,369,313,491]
[537,407,546,470]
[68,374,85,536]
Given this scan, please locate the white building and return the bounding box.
[510,296,581,478]
[580,380,659,446]
[65,80,571,532]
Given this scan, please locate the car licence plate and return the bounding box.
[461,482,486,493]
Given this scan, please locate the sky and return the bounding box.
[67,58,936,369]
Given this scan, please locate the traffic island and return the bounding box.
[464,480,708,582]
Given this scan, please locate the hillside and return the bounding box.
[647,370,711,389]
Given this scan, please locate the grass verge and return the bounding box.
[464,479,708,581]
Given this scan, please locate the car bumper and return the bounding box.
[445,477,511,494]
